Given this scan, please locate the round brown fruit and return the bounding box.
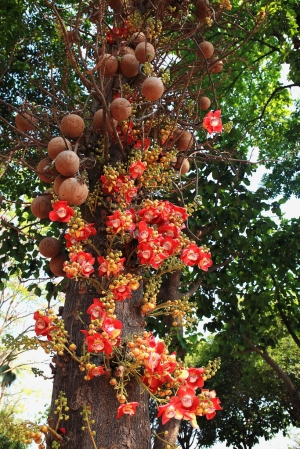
[195,0,211,22]
[55,151,80,177]
[199,96,211,110]
[99,54,119,78]
[175,131,194,151]
[60,114,85,138]
[39,237,62,258]
[175,157,190,175]
[15,113,38,132]
[58,178,89,206]
[92,109,117,135]
[209,58,223,73]
[135,42,155,63]
[118,45,135,56]
[110,98,132,122]
[119,54,139,78]
[197,41,214,59]
[37,157,57,183]
[50,253,68,277]
[31,194,53,219]
[53,175,69,195]
[131,32,146,47]
[48,137,72,160]
[141,77,164,101]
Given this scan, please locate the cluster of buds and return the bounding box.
[64,250,95,278]
[100,165,138,206]
[220,0,232,10]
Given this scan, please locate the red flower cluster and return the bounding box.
[157,385,222,428]
[65,223,96,248]
[81,298,122,356]
[49,201,74,223]
[106,21,137,44]
[33,311,55,340]
[124,332,221,426]
[109,274,140,301]
[106,210,135,235]
[180,244,213,271]
[97,255,125,277]
[64,251,95,278]
[101,173,138,205]
[203,110,223,134]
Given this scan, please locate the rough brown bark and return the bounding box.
[48,279,151,449]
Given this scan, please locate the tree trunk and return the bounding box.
[48,277,151,449]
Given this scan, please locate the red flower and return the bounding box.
[137,242,154,265]
[186,367,205,389]
[180,244,201,266]
[198,252,213,271]
[110,283,132,301]
[87,365,105,379]
[133,138,151,150]
[71,251,95,277]
[137,221,154,242]
[124,186,138,204]
[116,402,139,418]
[102,317,122,339]
[49,201,74,222]
[203,110,223,134]
[106,210,135,234]
[83,332,113,355]
[161,237,180,256]
[87,298,106,321]
[157,396,186,424]
[129,160,147,179]
[33,311,55,339]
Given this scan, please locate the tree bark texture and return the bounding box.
[48,278,151,449]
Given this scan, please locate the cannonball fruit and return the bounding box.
[92,109,117,134]
[195,0,211,22]
[15,113,38,132]
[37,157,57,183]
[48,137,72,160]
[119,54,139,78]
[31,195,53,219]
[209,58,224,73]
[175,157,190,175]
[53,175,69,195]
[175,131,194,151]
[58,178,89,206]
[131,32,146,46]
[60,114,85,138]
[110,98,132,122]
[199,96,211,110]
[55,151,80,177]
[197,41,214,59]
[99,54,119,78]
[118,46,135,56]
[141,77,164,101]
[135,42,155,63]
[50,253,68,277]
[39,237,62,258]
